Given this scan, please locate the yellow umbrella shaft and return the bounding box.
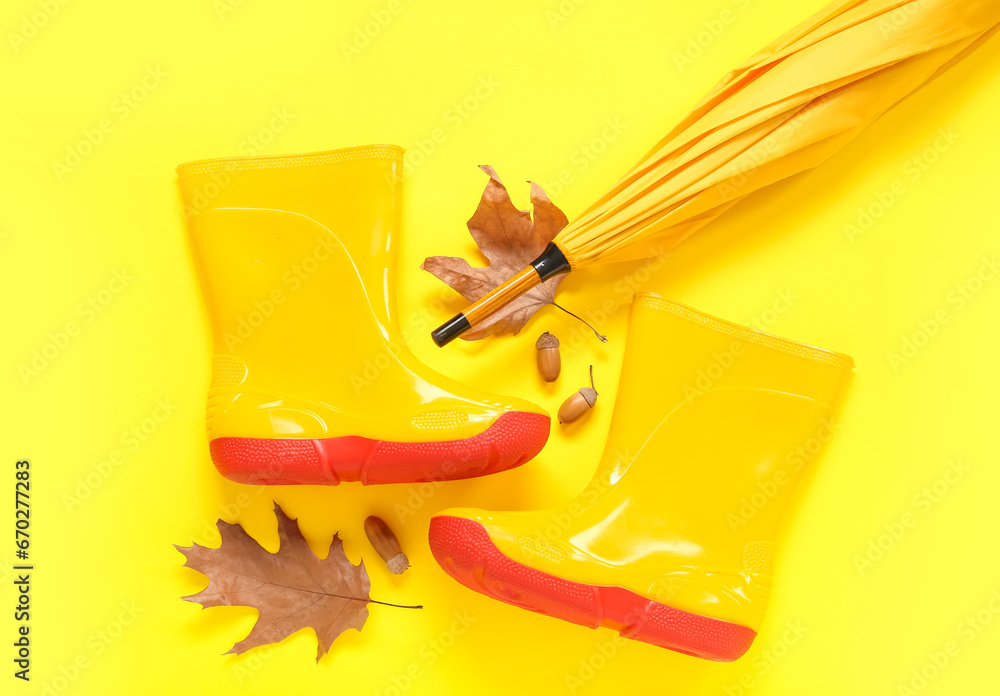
[431,243,572,346]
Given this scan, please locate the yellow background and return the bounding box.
[3,0,1000,694]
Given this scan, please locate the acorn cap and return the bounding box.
[386,552,410,575]
[535,332,560,350]
[579,387,598,408]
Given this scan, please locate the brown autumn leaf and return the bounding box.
[421,165,569,339]
[176,504,420,661]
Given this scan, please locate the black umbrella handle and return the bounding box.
[431,243,572,347]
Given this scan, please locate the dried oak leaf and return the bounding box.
[422,165,569,339]
[176,504,417,661]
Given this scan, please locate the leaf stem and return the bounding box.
[551,302,609,343]
[369,598,423,610]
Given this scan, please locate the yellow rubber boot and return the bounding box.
[177,145,549,485]
[429,293,853,660]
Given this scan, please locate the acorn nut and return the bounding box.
[364,515,410,574]
[558,365,598,424]
[536,332,561,382]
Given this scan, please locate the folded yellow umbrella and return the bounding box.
[432,0,1000,346]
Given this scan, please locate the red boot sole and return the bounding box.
[428,515,757,661]
[208,411,549,485]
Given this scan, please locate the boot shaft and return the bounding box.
[586,295,853,613]
[604,293,852,523]
[178,145,405,346]
[607,294,852,447]
[177,146,414,416]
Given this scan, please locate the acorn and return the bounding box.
[536,332,561,382]
[364,516,409,574]
[558,365,598,424]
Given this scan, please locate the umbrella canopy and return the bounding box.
[432,0,1000,346]
[556,0,1000,267]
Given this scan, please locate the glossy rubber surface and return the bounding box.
[430,294,853,656]
[209,411,549,485]
[177,146,549,484]
[430,516,757,662]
